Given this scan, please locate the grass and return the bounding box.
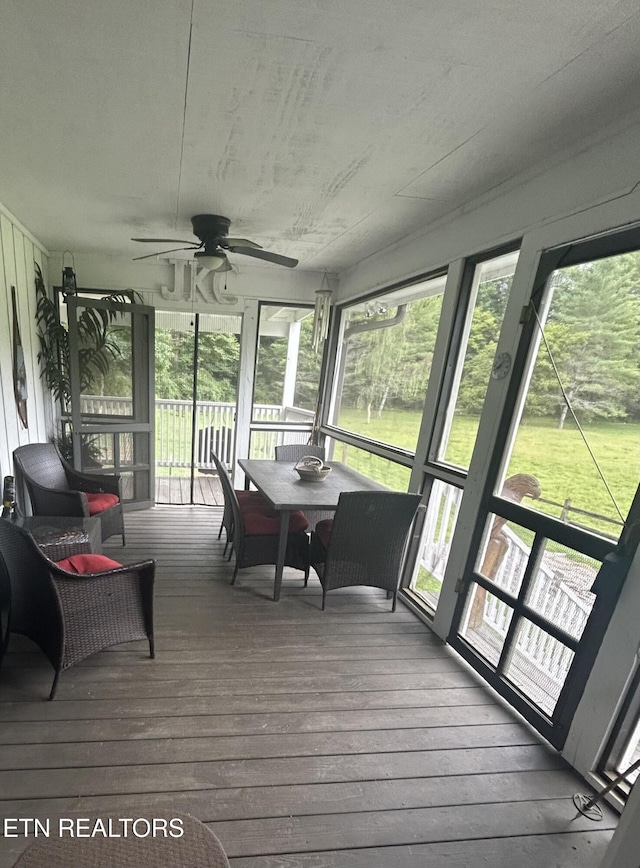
[153,402,638,533]
[336,409,638,529]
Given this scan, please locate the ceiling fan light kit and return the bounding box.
[132,214,298,269]
[194,250,228,272]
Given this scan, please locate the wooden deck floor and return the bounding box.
[155,472,223,505]
[0,506,617,866]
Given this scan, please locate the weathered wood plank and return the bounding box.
[0,657,463,686]
[4,643,450,669]
[0,670,480,702]
[0,831,613,868]
[208,798,616,858]
[0,722,535,771]
[227,832,613,868]
[0,703,515,746]
[155,474,222,505]
[0,686,492,722]
[0,744,566,801]
[106,630,443,648]
[0,769,590,824]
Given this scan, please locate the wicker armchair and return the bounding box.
[0,519,154,699]
[13,443,125,544]
[310,490,422,611]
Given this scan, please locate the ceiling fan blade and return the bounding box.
[220,238,262,249]
[133,246,197,261]
[229,246,298,268]
[131,237,195,244]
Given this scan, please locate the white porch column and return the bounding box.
[598,782,636,867]
[281,321,301,416]
[234,299,259,488]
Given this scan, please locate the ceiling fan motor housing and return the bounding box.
[132,213,297,268]
[191,214,230,242]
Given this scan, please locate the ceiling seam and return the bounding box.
[174,0,196,230]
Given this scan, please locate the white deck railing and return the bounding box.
[420,481,594,695]
[79,396,314,468]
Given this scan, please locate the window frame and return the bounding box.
[321,267,449,465]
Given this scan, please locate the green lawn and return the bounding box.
[154,403,638,530]
[336,409,639,528]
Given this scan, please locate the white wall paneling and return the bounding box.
[0,204,50,484]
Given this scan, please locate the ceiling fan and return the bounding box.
[131,214,298,271]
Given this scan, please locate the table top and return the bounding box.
[238,459,388,510]
[13,515,101,533]
[11,515,102,556]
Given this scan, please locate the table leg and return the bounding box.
[274,510,290,602]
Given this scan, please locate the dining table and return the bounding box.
[238,458,389,601]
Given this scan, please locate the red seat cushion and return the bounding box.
[236,490,267,505]
[55,553,123,573]
[314,518,333,549]
[85,492,120,515]
[242,507,309,536]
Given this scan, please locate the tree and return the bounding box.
[341,295,443,420]
[526,254,640,427]
[294,317,323,412]
[455,307,500,414]
[153,328,239,402]
[254,335,286,405]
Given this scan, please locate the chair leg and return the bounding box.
[149,635,155,659]
[227,544,234,562]
[231,565,239,585]
[322,587,327,610]
[392,591,397,613]
[304,565,310,586]
[223,539,229,556]
[49,670,61,701]
[0,627,10,666]
[218,524,223,540]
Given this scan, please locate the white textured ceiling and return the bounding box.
[1,0,640,273]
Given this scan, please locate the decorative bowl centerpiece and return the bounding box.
[294,455,332,482]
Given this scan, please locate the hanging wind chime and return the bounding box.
[312,273,333,352]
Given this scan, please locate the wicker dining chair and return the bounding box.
[228,487,310,586]
[275,443,333,578]
[211,449,266,558]
[214,462,309,586]
[309,490,422,611]
[0,518,154,699]
[274,443,326,462]
[13,443,125,544]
